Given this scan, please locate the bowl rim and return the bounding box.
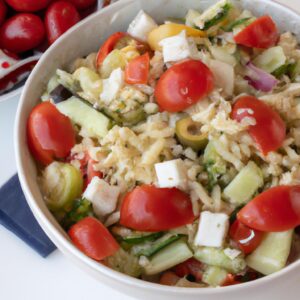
[15,0,300,295]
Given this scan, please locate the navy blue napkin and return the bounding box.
[0,174,56,257]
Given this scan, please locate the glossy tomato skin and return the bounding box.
[230,220,264,254]
[69,217,119,261]
[4,0,51,12]
[155,60,214,112]
[234,16,278,49]
[238,185,300,232]
[27,102,75,165]
[86,159,103,185]
[174,258,203,282]
[0,0,7,26]
[125,52,150,85]
[0,13,45,53]
[45,1,80,45]
[232,96,286,155]
[65,0,96,10]
[120,185,195,232]
[96,32,127,67]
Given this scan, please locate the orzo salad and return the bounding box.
[27,0,300,288]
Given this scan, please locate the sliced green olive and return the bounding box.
[175,117,208,151]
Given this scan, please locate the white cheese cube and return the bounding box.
[194,211,229,248]
[83,177,120,219]
[159,31,193,63]
[127,10,158,42]
[100,68,124,105]
[155,159,188,190]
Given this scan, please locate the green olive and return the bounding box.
[175,117,208,151]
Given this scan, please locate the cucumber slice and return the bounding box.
[223,161,264,205]
[253,47,286,73]
[202,266,228,287]
[246,230,293,275]
[57,97,111,138]
[144,239,193,275]
[194,247,246,274]
[222,17,251,32]
[100,49,127,78]
[123,232,164,245]
[42,162,83,212]
[185,9,202,27]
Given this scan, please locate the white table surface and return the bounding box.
[0,1,299,299]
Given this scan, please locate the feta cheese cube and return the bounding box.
[194,211,229,248]
[83,177,120,219]
[127,10,158,42]
[100,68,124,105]
[155,159,188,189]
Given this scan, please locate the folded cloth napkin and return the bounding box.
[0,174,56,257]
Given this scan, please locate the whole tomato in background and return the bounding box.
[45,1,80,45]
[0,0,7,26]
[0,13,46,53]
[4,0,52,12]
[65,0,97,10]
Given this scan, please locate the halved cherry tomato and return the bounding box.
[231,95,286,155]
[120,185,195,231]
[155,60,214,112]
[65,0,96,10]
[238,185,300,232]
[159,271,180,286]
[86,158,102,185]
[96,32,127,67]
[45,1,80,45]
[0,0,7,26]
[174,258,203,282]
[27,102,75,165]
[222,274,241,286]
[125,53,150,85]
[69,217,119,261]
[4,0,51,12]
[0,13,46,53]
[230,220,264,254]
[234,16,278,49]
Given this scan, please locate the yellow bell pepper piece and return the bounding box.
[148,23,206,51]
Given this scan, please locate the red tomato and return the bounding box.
[231,96,286,155]
[0,13,45,53]
[4,0,51,12]
[86,158,103,185]
[0,0,7,26]
[159,272,180,286]
[125,53,150,85]
[27,102,75,165]
[120,185,195,232]
[65,0,96,10]
[230,220,264,254]
[174,258,203,282]
[222,274,241,286]
[69,217,119,261]
[45,1,80,45]
[234,16,278,49]
[238,185,300,232]
[155,60,214,112]
[96,32,127,67]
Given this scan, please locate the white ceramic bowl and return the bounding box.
[15,1,300,299]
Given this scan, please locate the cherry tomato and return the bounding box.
[159,272,180,286]
[238,185,300,232]
[27,102,75,165]
[65,0,96,10]
[120,185,195,232]
[0,13,45,53]
[96,32,127,67]
[234,16,278,49]
[0,0,7,26]
[4,0,51,12]
[174,258,203,282]
[229,220,264,254]
[125,53,150,85]
[231,95,286,155]
[45,1,80,45]
[222,274,241,286]
[86,158,103,185]
[155,60,214,112]
[69,217,119,261]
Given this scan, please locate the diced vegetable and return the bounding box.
[194,247,247,274]
[144,239,193,275]
[122,232,164,245]
[57,97,111,138]
[175,117,208,151]
[56,69,80,94]
[42,162,83,211]
[49,85,73,104]
[174,258,203,282]
[209,46,237,66]
[202,266,228,287]
[185,9,201,27]
[253,46,286,73]
[100,49,127,78]
[224,161,264,205]
[246,230,293,275]
[222,18,251,32]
